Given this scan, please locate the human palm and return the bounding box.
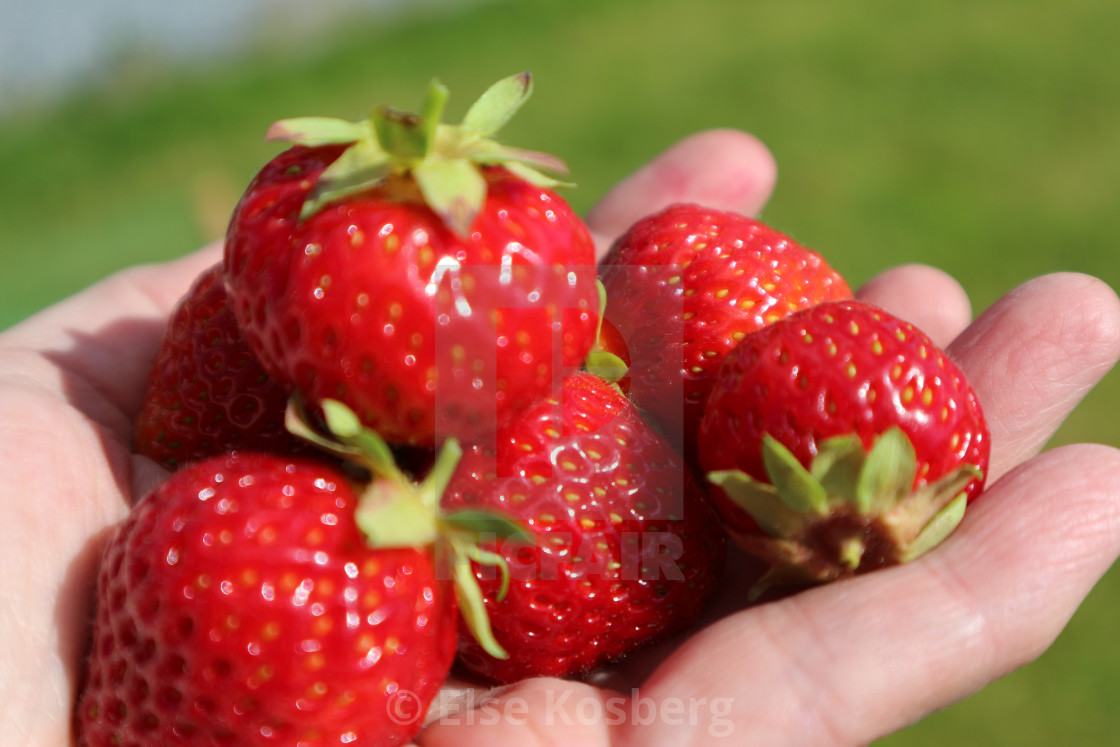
[2,130,1118,747]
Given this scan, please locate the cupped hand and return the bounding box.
[1,129,1118,747]
[416,132,1120,746]
[0,242,221,746]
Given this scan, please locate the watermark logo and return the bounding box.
[385,688,426,727]
[389,687,736,738]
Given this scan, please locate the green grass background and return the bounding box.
[2,0,1118,741]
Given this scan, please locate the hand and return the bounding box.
[417,132,1120,745]
[0,241,221,745]
[1,130,1117,747]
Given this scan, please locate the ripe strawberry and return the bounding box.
[225,73,599,449]
[75,451,457,746]
[697,299,989,592]
[441,371,727,683]
[599,203,851,457]
[133,263,309,470]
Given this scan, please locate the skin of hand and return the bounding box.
[1,129,1118,747]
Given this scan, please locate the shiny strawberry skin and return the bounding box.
[698,300,989,538]
[599,203,851,455]
[75,452,456,746]
[441,372,726,683]
[133,263,307,470]
[225,147,599,448]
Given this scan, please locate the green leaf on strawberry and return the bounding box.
[583,280,631,387]
[285,396,531,659]
[711,427,982,598]
[267,73,569,236]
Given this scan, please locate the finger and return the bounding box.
[856,263,972,348]
[0,243,222,428]
[624,443,1120,746]
[584,129,778,257]
[417,677,620,746]
[947,272,1120,481]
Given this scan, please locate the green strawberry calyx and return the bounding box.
[286,397,531,659]
[708,427,983,599]
[584,280,629,385]
[266,72,570,236]
[583,349,629,384]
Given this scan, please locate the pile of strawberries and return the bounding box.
[75,74,990,746]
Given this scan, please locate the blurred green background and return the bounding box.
[1,0,1118,741]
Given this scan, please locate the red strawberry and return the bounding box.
[75,451,457,746]
[599,203,851,457]
[441,371,726,683]
[698,299,989,592]
[225,73,599,449]
[133,263,309,470]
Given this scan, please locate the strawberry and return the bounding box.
[441,371,727,683]
[75,450,458,746]
[599,203,851,457]
[133,263,308,470]
[697,299,989,592]
[225,73,599,449]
